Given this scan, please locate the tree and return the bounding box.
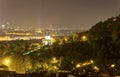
[89,15,120,76]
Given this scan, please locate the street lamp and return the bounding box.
[93,66,99,71]
[90,60,94,64]
[51,57,58,63]
[3,58,11,66]
[76,64,81,68]
[81,35,88,41]
[110,64,115,68]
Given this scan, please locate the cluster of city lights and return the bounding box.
[76,60,99,71]
[76,60,94,68]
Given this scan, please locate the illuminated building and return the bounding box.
[43,36,52,45]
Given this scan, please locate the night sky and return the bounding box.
[0,0,120,30]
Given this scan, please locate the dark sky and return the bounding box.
[0,0,120,30]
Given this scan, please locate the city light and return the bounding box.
[2,25,5,28]
[76,64,81,68]
[6,60,10,64]
[45,36,51,40]
[110,64,115,68]
[44,35,52,45]
[90,60,94,63]
[3,58,11,66]
[51,57,58,63]
[53,57,57,61]
[76,60,94,68]
[81,35,88,41]
[93,66,99,71]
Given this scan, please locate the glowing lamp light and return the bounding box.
[93,66,99,71]
[111,64,115,68]
[45,36,51,40]
[53,57,56,61]
[5,59,10,64]
[90,60,94,63]
[2,25,5,28]
[76,64,81,68]
[3,58,10,66]
[81,35,88,41]
[51,57,58,63]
